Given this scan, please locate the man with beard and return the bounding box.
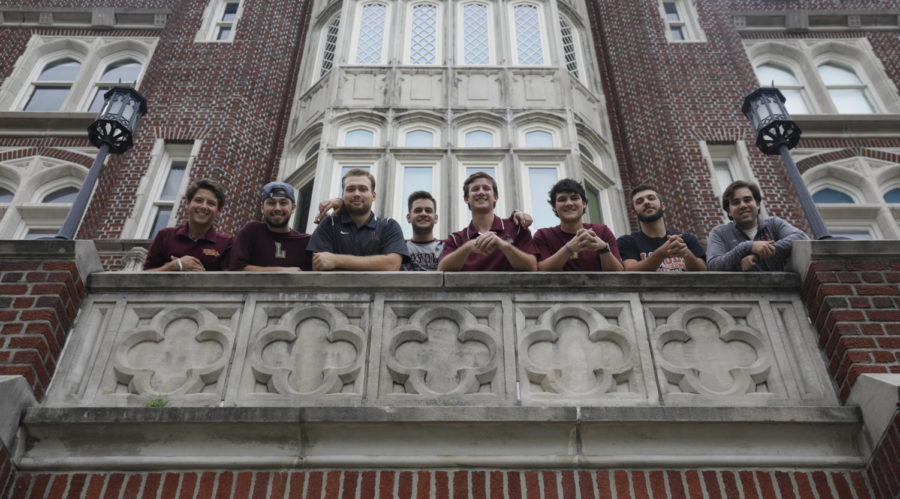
[403,190,442,271]
[308,168,409,270]
[616,184,706,272]
[707,180,807,271]
[534,178,623,271]
[229,182,312,271]
[438,172,538,271]
[144,179,233,271]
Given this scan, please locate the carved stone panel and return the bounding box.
[647,304,782,403]
[516,303,648,404]
[376,303,507,404]
[95,304,241,406]
[234,301,369,406]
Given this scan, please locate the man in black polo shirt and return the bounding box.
[307,168,409,270]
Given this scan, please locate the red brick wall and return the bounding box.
[1,468,877,498]
[0,255,86,401]
[868,412,900,499]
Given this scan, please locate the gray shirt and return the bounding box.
[706,216,808,271]
[402,239,443,271]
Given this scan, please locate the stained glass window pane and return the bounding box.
[346,129,374,146]
[405,130,434,147]
[812,188,854,204]
[37,59,81,81]
[321,16,340,76]
[560,19,578,78]
[357,3,387,64]
[410,4,437,65]
[160,162,187,201]
[524,130,553,147]
[514,5,543,65]
[42,186,79,203]
[529,168,558,230]
[465,130,493,147]
[463,4,489,65]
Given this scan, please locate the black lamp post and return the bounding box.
[741,87,831,240]
[55,85,147,239]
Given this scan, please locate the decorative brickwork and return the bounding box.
[1,468,878,498]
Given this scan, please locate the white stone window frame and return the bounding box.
[0,35,156,113]
[392,157,442,236]
[0,156,88,239]
[458,123,501,148]
[397,122,440,148]
[457,159,505,227]
[456,1,496,66]
[658,0,706,43]
[348,1,393,66]
[745,39,900,115]
[195,0,245,43]
[125,141,200,239]
[403,1,443,66]
[508,1,551,67]
[801,156,900,240]
[315,13,342,79]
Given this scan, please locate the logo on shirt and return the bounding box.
[274,242,286,259]
[202,249,220,257]
[640,251,687,272]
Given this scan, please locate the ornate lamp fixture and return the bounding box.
[56,85,147,239]
[742,87,831,240]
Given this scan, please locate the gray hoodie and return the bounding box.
[706,216,808,271]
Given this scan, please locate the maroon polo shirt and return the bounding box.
[440,216,538,271]
[229,221,312,271]
[533,223,622,271]
[143,223,233,271]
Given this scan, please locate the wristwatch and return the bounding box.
[597,246,610,254]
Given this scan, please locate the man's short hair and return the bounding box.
[408,190,436,212]
[547,179,587,208]
[629,184,661,205]
[187,179,225,209]
[463,171,498,199]
[342,168,376,191]
[722,180,762,214]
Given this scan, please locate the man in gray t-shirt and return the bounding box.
[403,191,443,271]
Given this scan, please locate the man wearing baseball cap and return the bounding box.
[229,181,312,271]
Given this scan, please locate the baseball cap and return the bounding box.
[261,182,295,203]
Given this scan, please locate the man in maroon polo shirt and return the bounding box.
[144,179,233,272]
[534,178,623,271]
[230,182,312,271]
[438,172,538,272]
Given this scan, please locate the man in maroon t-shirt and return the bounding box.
[229,182,312,271]
[533,178,623,271]
[438,172,538,271]
[144,180,233,272]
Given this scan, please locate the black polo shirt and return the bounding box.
[307,212,409,263]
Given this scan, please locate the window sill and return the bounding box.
[0,111,95,137]
[793,114,900,137]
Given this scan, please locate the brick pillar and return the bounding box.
[797,240,900,499]
[0,241,100,400]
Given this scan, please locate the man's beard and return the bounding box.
[265,214,290,228]
[412,223,434,236]
[345,202,371,217]
[637,208,664,223]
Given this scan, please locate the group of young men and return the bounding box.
[144,169,809,274]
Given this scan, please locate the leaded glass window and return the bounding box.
[513,4,544,65]
[321,16,340,76]
[462,3,490,65]
[356,3,387,64]
[410,4,437,65]
[560,18,579,78]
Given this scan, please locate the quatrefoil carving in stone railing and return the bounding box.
[519,305,635,396]
[655,306,771,397]
[386,307,499,396]
[113,307,233,396]
[250,305,365,396]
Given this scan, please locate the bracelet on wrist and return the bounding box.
[176,258,183,271]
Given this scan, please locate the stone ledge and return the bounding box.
[18,406,865,470]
